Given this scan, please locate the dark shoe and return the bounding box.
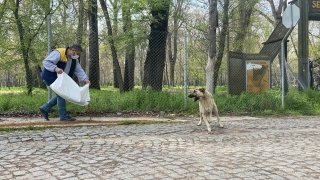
[39,107,49,121]
[60,116,76,121]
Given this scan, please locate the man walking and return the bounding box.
[39,44,90,121]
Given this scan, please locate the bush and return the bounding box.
[284,89,314,115]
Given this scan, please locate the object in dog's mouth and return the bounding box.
[188,94,200,102]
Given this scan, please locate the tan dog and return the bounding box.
[188,88,223,133]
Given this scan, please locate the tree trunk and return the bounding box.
[71,0,86,85]
[30,48,46,88]
[122,3,135,92]
[6,70,11,87]
[213,0,229,93]
[111,0,120,88]
[206,0,218,94]
[37,65,47,89]
[167,32,173,86]
[169,0,182,87]
[143,0,170,91]
[100,0,124,92]
[80,0,88,73]
[88,0,100,89]
[12,0,33,95]
[77,0,84,46]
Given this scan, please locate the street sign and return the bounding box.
[282,4,300,28]
[309,0,320,14]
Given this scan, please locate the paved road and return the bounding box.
[0,116,319,180]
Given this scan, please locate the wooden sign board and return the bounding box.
[246,61,270,93]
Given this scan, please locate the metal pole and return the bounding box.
[47,3,52,100]
[184,31,188,107]
[47,15,51,54]
[281,3,295,107]
[298,0,309,90]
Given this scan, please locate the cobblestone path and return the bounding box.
[0,116,319,179]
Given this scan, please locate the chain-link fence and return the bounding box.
[0,29,227,93]
[0,28,311,96]
[311,58,320,90]
[72,30,211,91]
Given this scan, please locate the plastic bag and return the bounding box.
[50,72,90,106]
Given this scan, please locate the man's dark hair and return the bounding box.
[69,44,83,52]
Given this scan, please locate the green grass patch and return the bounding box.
[1,86,320,117]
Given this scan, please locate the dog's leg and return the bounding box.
[212,101,223,128]
[197,112,202,126]
[197,103,203,126]
[203,113,212,134]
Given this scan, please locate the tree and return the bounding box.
[9,0,50,95]
[257,0,287,89]
[77,0,88,73]
[233,0,258,52]
[206,0,218,94]
[143,0,170,91]
[122,1,135,91]
[213,0,229,93]
[89,0,100,89]
[99,0,124,92]
[109,0,122,89]
[71,0,87,84]
[168,0,185,87]
[257,0,285,26]
[0,0,8,21]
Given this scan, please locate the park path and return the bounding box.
[0,116,319,179]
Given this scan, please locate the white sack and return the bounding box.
[50,72,90,106]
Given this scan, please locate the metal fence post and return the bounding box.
[282,1,300,106]
[47,4,52,100]
[184,31,188,107]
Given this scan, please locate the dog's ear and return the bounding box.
[199,88,205,93]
